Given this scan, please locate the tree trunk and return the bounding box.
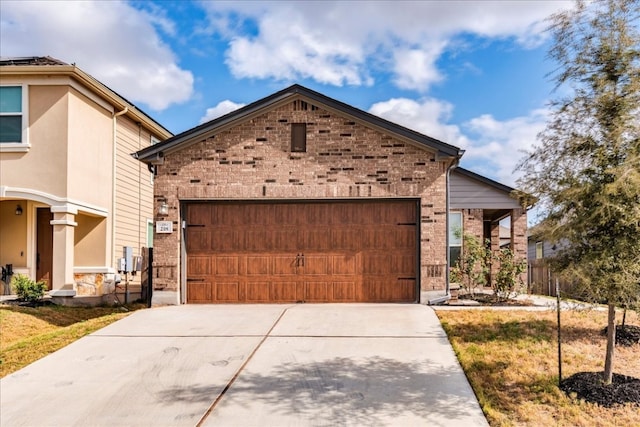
[603,303,616,385]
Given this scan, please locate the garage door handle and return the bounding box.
[187,278,205,282]
[397,277,416,280]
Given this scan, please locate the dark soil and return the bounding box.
[0,299,55,308]
[560,372,640,407]
[601,325,640,347]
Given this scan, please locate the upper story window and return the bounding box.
[0,85,29,152]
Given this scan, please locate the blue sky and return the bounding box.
[1,0,573,186]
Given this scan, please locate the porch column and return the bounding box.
[510,208,528,286]
[50,205,77,296]
[489,221,501,286]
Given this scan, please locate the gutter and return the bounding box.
[428,156,460,305]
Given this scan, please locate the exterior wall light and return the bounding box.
[159,202,169,216]
[15,204,23,215]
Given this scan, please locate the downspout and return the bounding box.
[429,155,460,305]
[445,158,459,297]
[111,107,128,268]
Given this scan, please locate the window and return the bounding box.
[449,212,463,267]
[0,85,28,151]
[146,220,154,248]
[291,123,306,152]
[535,241,544,259]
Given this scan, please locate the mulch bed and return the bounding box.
[457,293,534,306]
[560,372,640,407]
[601,324,640,347]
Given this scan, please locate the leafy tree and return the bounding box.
[517,0,640,385]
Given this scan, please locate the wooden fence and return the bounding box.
[528,259,578,297]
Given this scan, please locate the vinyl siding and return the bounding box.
[450,171,521,209]
[114,116,154,275]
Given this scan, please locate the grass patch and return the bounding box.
[0,303,143,378]
[437,309,640,427]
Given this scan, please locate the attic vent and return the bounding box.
[293,100,318,111]
[291,123,307,152]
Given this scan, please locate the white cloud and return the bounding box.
[199,100,246,124]
[200,1,571,90]
[392,44,447,92]
[0,0,193,111]
[368,97,470,148]
[368,97,549,186]
[461,109,550,185]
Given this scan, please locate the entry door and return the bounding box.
[36,208,54,290]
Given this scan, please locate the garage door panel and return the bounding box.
[186,201,417,303]
[332,282,356,301]
[246,282,270,301]
[188,256,211,275]
[271,281,300,301]
[272,256,298,275]
[304,281,330,301]
[215,256,239,275]
[304,255,330,275]
[246,256,270,275]
[215,282,240,301]
[187,204,210,225]
[274,204,301,226]
[188,282,212,303]
[362,254,391,275]
[392,253,416,275]
[394,279,416,301]
[210,230,238,252]
[305,229,332,251]
[332,255,357,275]
[305,203,331,225]
[273,229,301,251]
[187,230,211,252]
[331,228,362,250]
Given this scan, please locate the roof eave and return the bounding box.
[136,84,462,163]
[0,64,173,140]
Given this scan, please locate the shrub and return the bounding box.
[11,274,47,303]
[493,248,527,301]
[455,232,491,296]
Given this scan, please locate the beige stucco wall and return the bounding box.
[0,201,28,268]
[0,86,69,195]
[74,213,107,266]
[66,87,112,209]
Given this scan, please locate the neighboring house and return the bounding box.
[0,56,172,302]
[135,84,528,305]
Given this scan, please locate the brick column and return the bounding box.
[489,220,500,287]
[511,208,528,286]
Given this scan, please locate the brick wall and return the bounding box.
[153,100,452,296]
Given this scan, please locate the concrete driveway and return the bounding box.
[1,304,487,427]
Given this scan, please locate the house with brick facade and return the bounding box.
[0,57,172,303]
[135,84,527,305]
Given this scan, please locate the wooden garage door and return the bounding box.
[185,200,417,303]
